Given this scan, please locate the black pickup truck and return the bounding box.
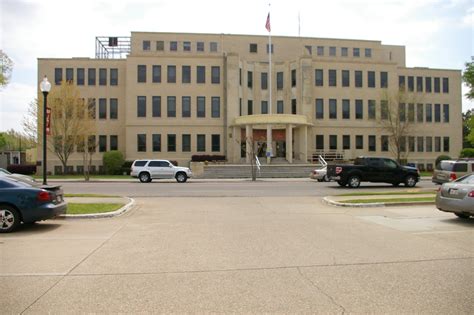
[327,156,420,188]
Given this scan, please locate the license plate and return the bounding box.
[449,189,458,195]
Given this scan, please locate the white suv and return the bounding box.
[131,160,192,183]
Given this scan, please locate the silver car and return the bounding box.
[436,173,474,219]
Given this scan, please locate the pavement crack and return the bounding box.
[297,267,347,314]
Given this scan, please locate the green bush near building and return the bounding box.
[103,151,125,175]
[460,148,474,158]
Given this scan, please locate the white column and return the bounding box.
[266,124,272,164]
[286,124,293,163]
[301,125,308,163]
[245,125,252,163]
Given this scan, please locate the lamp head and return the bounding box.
[40,76,51,93]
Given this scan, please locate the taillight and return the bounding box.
[37,191,52,202]
[468,191,474,198]
[335,167,342,174]
[449,173,457,181]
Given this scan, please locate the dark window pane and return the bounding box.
[153,134,161,152]
[248,100,253,115]
[110,98,118,119]
[416,103,423,122]
[368,135,376,152]
[261,101,268,114]
[407,76,414,92]
[167,96,176,117]
[170,41,177,51]
[355,71,362,87]
[416,76,423,92]
[342,70,350,87]
[167,134,176,152]
[167,65,176,83]
[182,134,190,152]
[315,99,324,119]
[137,134,146,152]
[212,97,220,118]
[110,135,118,151]
[137,96,146,117]
[77,68,85,85]
[277,100,284,114]
[66,68,73,83]
[442,77,449,93]
[110,68,118,85]
[356,135,363,149]
[343,135,350,149]
[99,98,107,119]
[443,104,449,122]
[315,69,323,86]
[329,135,337,150]
[261,72,268,89]
[425,104,432,122]
[291,69,296,87]
[182,65,191,83]
[197,134,206,152]
[425,77,432,92]
[99,68,107,85]
[291,99,297,115]
[316,135,324,150]
[197,66,206,84]
[380,72,388,88]
[355,99,363,119]
[88,68,96,85]
[368,71,375,88]
[197,96,206,117]
[277,72,283,89]
[434,77,441,93]
[137,65,146,83]
[182,96,190,118]
[99,135,107,152]
[329,99,337,119]
[329,70,337,87]
[247,71,253,88]
[152,96,161,117]
[399,76,405,90]
[55,68,62,85]
[368,100,375,119]
[434,104,441,122]
[342,99,350,119]
[152,65,161,83]
[211,66,220,84]
[212,134,220,152]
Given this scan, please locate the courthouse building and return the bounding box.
[38,32,462,174]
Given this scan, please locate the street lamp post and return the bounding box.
[40,76,51,185]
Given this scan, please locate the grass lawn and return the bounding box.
[65,193,118,198]
[34,175,131,180]
[342,197,435,204]
[67,203,124,214]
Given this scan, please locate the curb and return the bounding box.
[322,197,435,208]
[60,197,135,219]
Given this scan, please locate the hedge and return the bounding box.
[6,164,37,175]
[460,148,474,158]
[191,155,226,162]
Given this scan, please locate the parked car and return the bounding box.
[436,173,474,219]
[327,156,420,188]
[310,155,329,182]
[0,167,36,183]
[0,177,67,233]
[432,159,474,184]
[131,159,192,183]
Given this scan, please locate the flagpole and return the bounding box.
[266,6,272,163]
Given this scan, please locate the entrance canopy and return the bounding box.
[232,114,313,128]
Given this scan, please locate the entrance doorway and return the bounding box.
[276,141,286,157]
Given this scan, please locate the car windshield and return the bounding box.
[0,168,12,175]
[455,173,474,184]
[436,161,454,171]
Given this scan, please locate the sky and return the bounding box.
[0,0,473,132]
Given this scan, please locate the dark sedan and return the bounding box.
[0,177,67,233]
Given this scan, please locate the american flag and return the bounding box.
[265,13,271,32]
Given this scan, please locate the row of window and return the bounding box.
[54,135,118,153]
[315,135,451,152]
[136,96,221,118]
[143,40,219,53]
[314,99,450,123]
[315,70,388,88]
[137,134,221,153]
[306,46,372,58]
[137,65,220,84]
[239,99,294,115]
[54,68,118,86]
[399,76,449,93]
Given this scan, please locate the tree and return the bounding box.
[462,110,473,148]
[21,100,39,145]
[463,61,474,100]
[0,50,13,88]
[467,115,474,147]
[0,133,7,150]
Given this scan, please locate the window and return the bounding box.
[425,104,432,122]
[328,70,337,87]
[342,99,350,119]
[399,103,406,122]
[55,68,62,85]
[277,100,284,114]
[368,135,376,152]
[425,77,432,92]
[416,76,423,92]
[416,103,423,122]
[248,100,253,115]
[443,78,449,93]
[167,96,176,117]
[261,101,268,114]
[329,135,337,150]
[434,77,441,93]
[88,98,96,119]
[247,71,253,88]
[137,134,146,152]
[99,68,107,85]
[88,135,96,153]
[317,46,324,56]
[408,103,415,122]
[426,136,433,152]
[368,100,376,119]
[316,135,324,150]
[365,48,372,57]
[210,42,218,52]
[434,104,441,122]
[407,76,414,92]
[329,99,337,119]
[182,66,191,83]
[211,66,220,84]
[77,68,85,85]
[137,65,146,83]
[291,99,297,114]
[443,137,450,152]
[417,137,424,152]
[99,135,107,152]
[212,135,220,152]
[355,99,363,119]
[110,68,118,86]
[181,96,190,118]
[167,134,176,152]
[291,69,296,87]
[342,70,350,87]
[329,46,336,56]
[153,96,161,117]
[167,65,176,83]
[66,68,73,82]
[343,135,350,150]
[110,135,118,151]
[99,98,107,119]
[152,65,161,83]
[368,71,375,88]
[212,97,220,118]
[88,68,96,85]
[355,71,362,87]
[266,44,274,54]
[315,69,323,86]
[170,41,177,51]
[435,136,441,152]
[305,45,312,54]
[110,98,118,119]
[182,134,191,152]
[239,69,242,85]
[156,41,164,51]
[277,72,283,89]
[197,42,204,51]
[443,104,449,123]
[341,47,348,56]
[137,96,146,117]
[197,96,206,117]
[249,43,258,53]
[409,136,415,152]
[353,48,360,57]
[197,134,206,152]
[315,99,324,119]
[381,100,388,120]
[356,135,363,149]
[381,136,389,152]
[380,72,388,88]
[153,134,161,152]
[261,72,268,89]
[183,41,191,51]
[197,66,206,84]
[399,76,406,90]
[143,40,150,50]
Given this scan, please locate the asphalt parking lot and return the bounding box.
[2,194,473,313]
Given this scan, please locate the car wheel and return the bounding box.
[348,176,361,188]
[337,181,347,187]
[175,172,187,183]
[0,205,20,233]
[454,213,470,219]
[404,175,417,187]
[323,175,329,182]
[139,172,151,183]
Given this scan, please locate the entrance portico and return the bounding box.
[230,114,313,164]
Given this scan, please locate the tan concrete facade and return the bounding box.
[38,32,462,174]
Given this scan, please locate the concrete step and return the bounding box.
[196,164,317,179]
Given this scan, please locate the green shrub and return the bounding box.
[103,151,125,175]
[460,148,474,158]
[435,155,452,166]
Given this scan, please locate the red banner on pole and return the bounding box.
[46,107,51,135]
